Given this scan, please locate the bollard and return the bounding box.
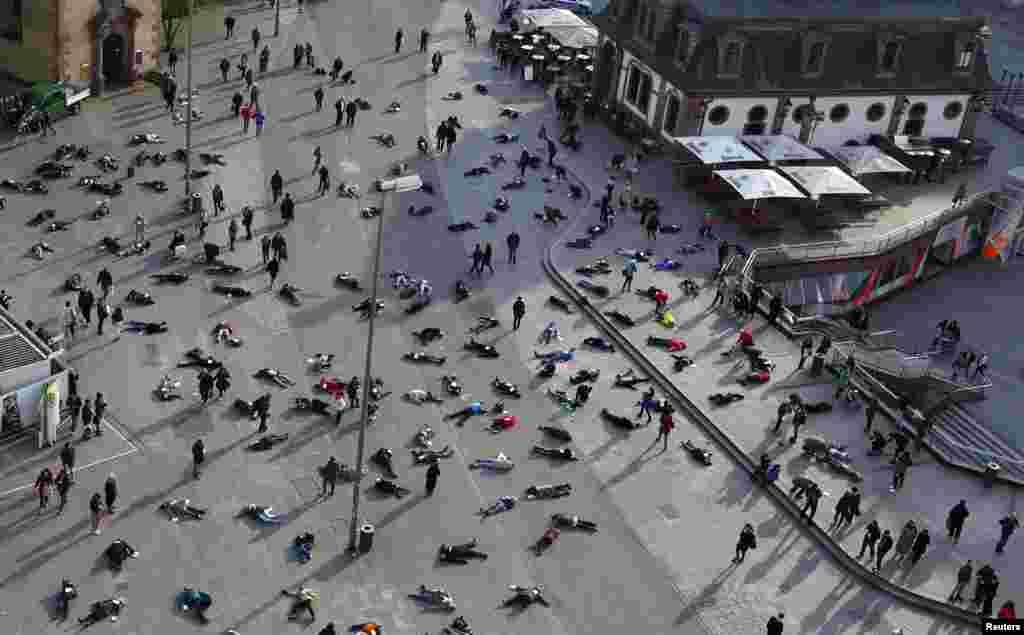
[358,523,374,553]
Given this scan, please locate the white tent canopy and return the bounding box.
[740,135,826,162]
[676,136,762,165]
[515,8,599,48]
[713,169,807,200]
[780,166,872,197]
[827,145,912,176]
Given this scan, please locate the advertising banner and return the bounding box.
[983,176,1024,262]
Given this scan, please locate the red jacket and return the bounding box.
[659,414,674,434]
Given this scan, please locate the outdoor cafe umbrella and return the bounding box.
[739,134,825,163]
[712,168,807,220]
[779,165,872,197]
[827,145,911,176]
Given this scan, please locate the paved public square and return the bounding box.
[0,0,1015,633]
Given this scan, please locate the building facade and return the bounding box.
[0,0,159,86]
[591,3,992,148]
[0,307,68,448]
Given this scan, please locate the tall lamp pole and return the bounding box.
[274,0,281,37]
[347,174,422,554]
[184,0,194,197]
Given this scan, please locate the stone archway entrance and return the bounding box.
[594,41,617,104]
[103,33,126,82]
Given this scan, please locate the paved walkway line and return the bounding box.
[541,163,982,627]
[0,419,140,498]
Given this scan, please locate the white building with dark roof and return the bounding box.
[591,2,993,147]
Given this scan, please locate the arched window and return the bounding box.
[708,105,730,126]
[747,105,768,122]
[866,102,887,122]
[882,42,900,71]
[664,95,681,134]
[806,42,825,74]
[829,104,850,123]
[723,42,741,74]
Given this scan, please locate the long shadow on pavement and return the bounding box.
[1,521,94,587]
[598,441,662,491]
[672,563,739,627]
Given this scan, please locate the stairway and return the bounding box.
[928,403,1024,485]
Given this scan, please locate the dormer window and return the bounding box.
[723,42,741,75]
[881,41,901,72]
[806,42,825,74]
[956,41,976,70]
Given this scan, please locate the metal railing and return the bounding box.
[740,191,997,275]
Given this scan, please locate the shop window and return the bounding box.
[707,105,730,126]
[805,42,825,75]
[943,101,964,120]
[866,102,887,122]
[0,0,22,42]
[792,104,812,125]
[829,104,850,123]
[747,105,768,123]
[664,94,681,134]
[722,42,741,75]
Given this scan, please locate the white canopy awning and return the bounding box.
[515,9,598,48]
[780,166,872,197]
[827,145,912,176]
[740,135,825,162]
[713,169,807,200]
[676,136,762,165]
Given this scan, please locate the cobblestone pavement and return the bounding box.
[0,1,1009,635]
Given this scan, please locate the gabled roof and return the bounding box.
[594,12,991,95]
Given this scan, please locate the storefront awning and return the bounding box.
[740,135,825,162]
[515,9,598,48]
[779,165,872,197]
[675,136,762,165]
[713,169,807,200]
[826,145,912,176]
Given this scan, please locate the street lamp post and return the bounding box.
[274,0,281,37]
[347,173,422,554]
[184,0,194,198]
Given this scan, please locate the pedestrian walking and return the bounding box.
[394,28,404,54]
[790,406,806,444]
[831,487,859,530]
[280,192,295,224]
[261,235,271,264]
[435,121,449,153]
[734,523,756,562]
[506,232,520,264]
[242,206,254,241]
[321,457,340,497]
[974,352,989,379]
[445,123,457,153]
[481,243,495,274]
[873,529,894,572]
[104,473,118,513]
[224,14,236,38]
[257,407,270,433]
[92,392,106,436]
[331,56,344,81]
[198,370,214,404]
[314,86,324,111]
[995,512,1019,553]
[947,499,969,543]
[254,110,265,136]
[305,42,314,68]
[218,57,230,82]
[656,410,674,451]
[800,482,822,522]
[945,559,974,603]
[621,257,637,292]
[192,438,205,478]
[293,44,304,69]
[241,103,253,132]
[251,27,260,50]
[645,214,660,241]
[267,258,280,289]
[335,98,345,127]
[858,519,881,559]
[215,367,231,398]
[95,300,110,336]
[512,296,526,331]
[318,165,330,196]
[863,400,878,434]
[67,393,82,433]
[168,48,179,73]
[766,613,784,635]
[709,276,728,309]
[952,183,967,208]
[346,377,360,411]
[78,287,94,325]
[270,170,283,204]
[271,232,287,261]
[227,218,239,252]
[35,468,53,510]
[894,520,917,563]
[909,528,930,566]
[774,400,792,435]
[62,301,79,344]
[56,468,71,514]
[259,45,270,73]
[425,459,440,495]
[81,398,93,436]
[97,267,113,300]
[90,491,104,534]
[345,99,357,127]
[547,138,557,167]
[60,441,76,482]
[891,451,911,492]
[232,91,243,117]
[469,244,482,274]
[419,28,429,53]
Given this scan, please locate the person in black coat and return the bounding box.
[77,288,95,325]
[267,258,280,289]
[425,459,440,495]
[280,193,295,224]
[734,523,756,562]
[104,473,118,513]
[198,371,214,404]
[766,613,784,635]
[270,170,284,204]
[506,232,520,264]
[947,500,970,543]
[192,439,205,478]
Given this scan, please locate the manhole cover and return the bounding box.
[657,503,681,522]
